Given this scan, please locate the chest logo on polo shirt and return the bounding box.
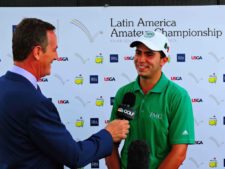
[149,112,162,120]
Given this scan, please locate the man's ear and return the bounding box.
[32,46,42,60]
[160,56,168,66]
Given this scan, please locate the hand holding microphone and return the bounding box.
[105,119,130,142]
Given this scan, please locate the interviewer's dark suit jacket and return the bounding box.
[0,71,113,169]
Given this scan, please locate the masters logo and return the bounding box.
[74,75,83,85]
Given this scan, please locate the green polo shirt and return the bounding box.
[110,72,195,169]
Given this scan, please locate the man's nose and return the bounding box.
[54,53,59,60]
[138,54,146,62]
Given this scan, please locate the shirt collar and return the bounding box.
[10,65,38,89]
[133,72,169,94]
[151,72,169,93]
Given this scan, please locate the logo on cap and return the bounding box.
[164,43,169,52]
[144,31,155,38]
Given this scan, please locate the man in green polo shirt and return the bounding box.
[105,31,195,169]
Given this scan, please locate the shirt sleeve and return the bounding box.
[28,98,113,168]
[168,89,195,144]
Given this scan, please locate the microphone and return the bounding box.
[127,140,150,169]
[117,92,136,120]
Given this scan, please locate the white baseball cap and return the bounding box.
[130,31,170,57]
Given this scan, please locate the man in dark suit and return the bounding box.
[0,18,130,169]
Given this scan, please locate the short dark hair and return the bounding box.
[12,18,55,61]
[159,51,166,58]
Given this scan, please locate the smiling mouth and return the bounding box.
[138,65,146,68]
[137,65,149,70]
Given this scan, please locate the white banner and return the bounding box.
[0,6,225,169]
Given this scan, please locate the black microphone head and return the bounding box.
[117,92,136,120]
[122,92,136,107]
[127,140,150,169]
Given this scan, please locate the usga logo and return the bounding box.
[192,98,203,103]
[56,57,68,61]
[104,77,116,81]
[195,140,203,145]
[124,56,134,60]
[191,56,203,60]
[38,78,48,82]
[104,119,110,124]
[170,76,182,81]
[58,100,69,104]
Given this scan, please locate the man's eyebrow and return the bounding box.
[135,49,141,52]
[145,50,154,53]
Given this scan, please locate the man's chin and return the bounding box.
[138,74,149,79]
[41,72,50,78]
[46,69,51,76]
